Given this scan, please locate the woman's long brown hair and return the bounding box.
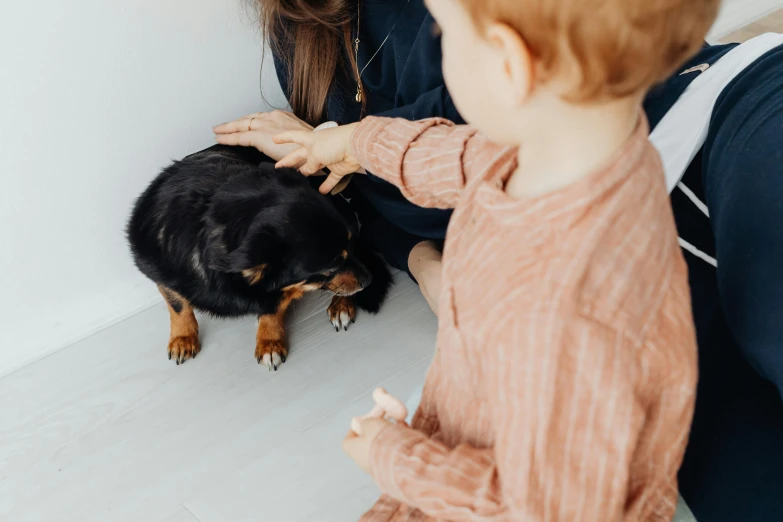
[251,0,361,126]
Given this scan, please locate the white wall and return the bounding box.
[0,0,287,376]
[0,0,778,377]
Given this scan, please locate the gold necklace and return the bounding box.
[354,0,411,103]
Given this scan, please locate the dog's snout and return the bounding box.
[326,260,372,296]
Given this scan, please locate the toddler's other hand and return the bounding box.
[351,387,408,435]
[343,418,390,475]
[274,122,361,194]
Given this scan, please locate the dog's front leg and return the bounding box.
[158,285,200,365]
[327,296,356,332]
[255,285,312,371]
[255,313,287,371]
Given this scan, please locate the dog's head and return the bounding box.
[204,165,371,296]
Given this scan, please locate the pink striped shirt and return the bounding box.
[351,116,697,522]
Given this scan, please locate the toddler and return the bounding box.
[273,0,719,519]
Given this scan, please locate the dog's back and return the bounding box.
[128,146,320,314]
[130,146,253,282]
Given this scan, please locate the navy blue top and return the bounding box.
[273,0,463,125]
[272,3,740,240]
[273,0,461,239]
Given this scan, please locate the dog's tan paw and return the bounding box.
[255,340,287,371]
[328,296,356,332]
[168,335,200,365]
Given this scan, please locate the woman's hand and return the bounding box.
[213,110,314,162]
[274,122,362,194]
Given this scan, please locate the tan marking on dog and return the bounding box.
[325,271,362,295]
[242,264,268,285]
[255,281,321,369]
[328,295,357,331]
[281,281,323,300]
[158,285,200,364]
[257,314,286,348]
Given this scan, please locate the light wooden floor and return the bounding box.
[0,274,701,522]
[0,274,437,522]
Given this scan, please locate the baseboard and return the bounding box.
[708,0,782,41]
[0,279,162,379]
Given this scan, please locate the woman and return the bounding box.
[216,0,457,311]
[651,39,783,521]
[214,2,783,520]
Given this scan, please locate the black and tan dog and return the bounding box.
[127,145,390,370]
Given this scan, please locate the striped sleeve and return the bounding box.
[351,117,515,209]
[409,355,442,438]
[364,316,645,522]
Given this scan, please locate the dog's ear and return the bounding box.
[205,228,282,285]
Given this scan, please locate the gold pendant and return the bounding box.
[356,88,362,103]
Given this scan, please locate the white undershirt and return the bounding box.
[650,33,783,194]
[648,33,783,266]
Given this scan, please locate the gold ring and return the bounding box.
[248,116,257,131]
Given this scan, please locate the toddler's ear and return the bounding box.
[486,22,535,107]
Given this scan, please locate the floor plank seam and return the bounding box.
[17,379,172,473]
[0,295,163,381]
[4,373,180,483]
[182,503,205,522]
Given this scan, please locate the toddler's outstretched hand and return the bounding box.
[274,122,362,194]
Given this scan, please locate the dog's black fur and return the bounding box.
[127,144,391,368]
